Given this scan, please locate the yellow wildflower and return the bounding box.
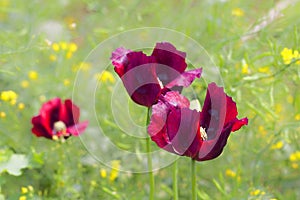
[232,8,244,17]
[66,51,73,59]
[258,66,270,73]
[49,54,57,61]
[295,114,300,121]
[72,62,91,72]
[250,189,261,196]
[69,43,78,52]
[271,141,283,150]
[52,43,60,51]
[291,163,299,169]
[241,60,249,74]
[258,125,267,137]
[59,42,68,50]
[110,160,120,182]
[19,196,26,200]
[287,95,293,104]
[63,79,71,86]
[20,80,29,88]
[100,169,107,178]
[225,169,236,178]
[274,104,282,114]
[0,111,6,118]
[18,103,25,110]
[1,90,18,104]
[39,95,46,102]
[95,71,115,83]
[289,151,300,162]
[280,48,299,65]
[21,187,28,194]
[27,185,34,192]
[28,71,38,80]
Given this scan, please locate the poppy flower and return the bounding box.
[148,82,248,161]
[111,42,202,107]
[31,98,88,141]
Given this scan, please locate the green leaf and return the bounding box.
[28,151,45,169]
[0,154,29,176]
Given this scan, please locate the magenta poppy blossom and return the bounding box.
[31,98,88,140]
[111,42,202,107]
[148,82,248,161]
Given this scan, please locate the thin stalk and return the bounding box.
[173,159,179,200]
[146,108,154,200]
[191,159,197,200]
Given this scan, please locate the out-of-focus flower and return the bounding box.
[289,151,300,162]
[69,43,78,52]
[59,42,68,50]
[225,169,236,178]
[21,187,28,194]
[28,71,38,80]
[31,98,88,141]
[1,90,18,105]
[64,17,77,30]
[258,66,270,74]
[295,114,300,121]
[258,125,267,137]
[100,169,107,178]
[232,8,244,17]
[20,80,29,88]
[110,160,121,182]
[111,42,202,107]
[72,62,91,72]
[271,141,283,150]
[19,196,26,200]
[63,79,71,86]
[94,71,115,83]
[287,95,293,104]
[39,95,46,102]
[52,43,60,51]
[18,103,25,110]
[241,60,250,74]
[148,83,248,161]
[291,163,299,169]
[250,189,265,196]
[0,111,6,118]
[280,48,300,65]
[49,54,57,61]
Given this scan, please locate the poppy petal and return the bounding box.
[166,68,202,89]
[121,52,161,107]
[152,42,187,85]
[111,47,132,77]
[67,121,89,136]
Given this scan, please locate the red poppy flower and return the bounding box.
[111,42,202,107]
[148,82,248,161]
[31,98,88,141]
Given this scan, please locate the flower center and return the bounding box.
[200,126,208,141]
[52,121,69,142]
[54,121,66,132]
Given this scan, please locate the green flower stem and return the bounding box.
[146,108,155,200]
[191,159,197,200]
[173,159,179,200]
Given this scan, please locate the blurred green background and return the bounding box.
[1,0,300,199]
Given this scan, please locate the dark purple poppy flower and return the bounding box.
[31,98,88,141]
[148,82,248,161]
[111,42,202,107]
